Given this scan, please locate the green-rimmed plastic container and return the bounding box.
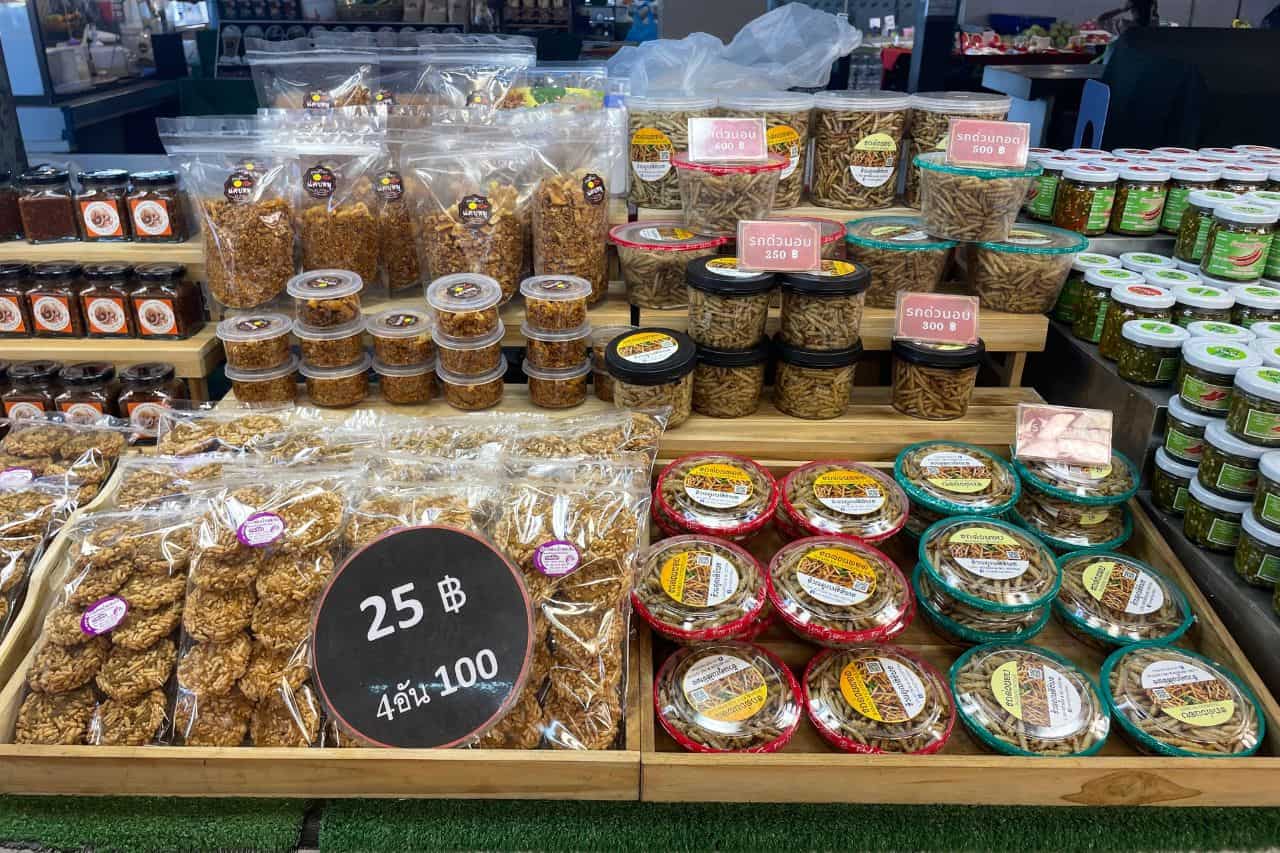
[915,152,1043,244]
[968,223,1089,314]
[1052,550,1194,650]
[917,516,1061,613]
[1009,500,1134,554]
[1013,450,1140,507]
[843,215,957,310]
[893,440,1020,518]
[1101,643,1266,758]
[912,563,1052,646]
[950,642,1111,757]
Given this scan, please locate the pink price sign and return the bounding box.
[894,292,980,345]
[1014,403,1113,468]
[945,118,1031,169]
[687,117,769,163]
[737,220,822,272]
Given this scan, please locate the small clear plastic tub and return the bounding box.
[893,440,1020,520]
[299,352,371,408]
[685,255,776,350]
[1184,476,1251,552]
[1231,283,1280,328]
[367,307,434,366]
[778,261,870,350]
[1228,364,1280,446]
[1185,319,1255,343]
[609,222,726,310]
[654,641,802,754]
[654,453,778,541]
[522,321,590,371]
[1102,643,1265,758]
[918,516,1061,612]
[1151,446,1196,514]
[519,274,591,332]
[1011,492,1133,554]
[890,338,984,420]
[913,563,1052,646]
[803,645,955,755]
[522,358,589,409]
[779,461,908,543]
[1116,319,1189,387]
[950,642,1110,757]
[1236,506,1280,586]
[1199,418,1265,498]
[1164,392,1214,465]
[605,328,697,427]
[1170,280,1233,327]
[767,535,913,647]
[294,316,366,369]
[216,312,293,371]
[915,152,1043,243]
[671,152,787,238]
[1177,338,1262,415]
[374,357,437,405]
[632,536,767,642]
[425,273,503,338]
[286,268,362,328]
[844,215,956,310]
[226,354,299,404]
[437,354,506,411]
[692,340,768,419]
[590,325,630,403]
[773,338,861,421]
[434,322,505,377]
[1014,449,1140,506]
[1053,551,1193,650]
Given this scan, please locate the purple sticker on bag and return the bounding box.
[237,511,285,547]
[80,595,128,636]
[533,540,581,577]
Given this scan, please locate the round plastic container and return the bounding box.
[1098,282,1176,361]
[1219,162,1271,195]
[1252,338,1280,368]
[768,535,912,647]
[968,224,1087,314]
[225,354,299,404]
[890,338,984,421]
[367,307,434,366]
[1109,164,1171,236]
[1201,417,1266,498]
[1025,155,1079,223]
[1227,364,1280,447]
[1053,551,1193,651]
[1153,146,1199,160]
[1177,338,1262,415]
[1201,147,1249,163]
[522,359,589,409]
[426,273,503,338]
[778,261,870,351]
[1232,283,1280,328]
[811,90,911,210]
[1052,252,1120,325]
[1151,446,1196,515]
[519,274,591,332]
[1254,451,1280,533]
[299,352,371,408]
[294,316,366,369]
[1170,281,1232,327]
[1175,189,1242,265]
[1184,474,1251,552]
[773,338,861,421]
[605,328,697,427]
[433,322,505,377]
[718,91,817,208]
[915,152,1042,243]
[685,255,776,350]
[373,357,436,405]
[1116,319,1189,386]
[692,340,768,419]
[1012,494,1132,554]
[893,441,1020,537]
[913,564,1052,646]
[627,93,718,210]
[1160,164,1224,235]
[286,268,362,328]
[671,152,787,237]
[1164,392,1214,465]
[437,355,506,411]
[905,91,1012,207]
[522,321,590,371]
[1186,320,1255,343]
[653,452,778,541]
[609,222,726,310]
[1072,267,1143,344]
[778,461,908,543]
[633,536,768,642]
[843,215,955,309]
[1201,204,1278,283]
[1236,507,1280,587]
[918,517,1060,612]
[590,325,629,403]
[1014,450,1140,506]
[216,313,293,372]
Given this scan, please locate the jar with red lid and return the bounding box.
[2,360,61,419]
[55,362,119,421]
[652,453,779,542]
[0,262,32,338]
[18,168,76,244]
[27,261,84,338]
[130,263,204,340]
[117,362,186,437]
[81,262,137,339]
[127,170,188,243]
[75,169,132,242]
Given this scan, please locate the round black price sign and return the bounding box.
[312,526,533,748]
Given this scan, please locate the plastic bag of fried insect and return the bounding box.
[504,409,670,464]
[311,30,424,109]
[13,509,196,746]
[245,37,379,111]
[344,480,499,551]
[412,37,536,118]
[111,453,248,510]
[251,410,382,468]
[499,453,654,495]
[0,414,131,503]
[351,410,516,459]
[154,404,293,457]
[0,477,80,646]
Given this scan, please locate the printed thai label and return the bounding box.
[223,170,255,203]
[129,198,173,237]
[794,547,877,607]
[895,293,980,345]
[1261,493,1280,526]
[1258,554,1280,582]
[630,127,674,182]
[1156,357,1180,382]
[638,226,694,242]
[1141,660,1235,727]
[945,119,1030,168]
[237,511,285,547]
[991,659,1083,729]
[127,401,167,433]
[532,540,580,578]
[1082,559,1165,615]
[303,89,332,109]
[813,470,885,516]
[85,296,128,335]
[1189,215,1214,260]
[738,221,822,272]
[767,124,801,179]
[0,467,33,487]
[849,132,898,188]
[1005,228,1053,246]
[1243,408,1280,441]
[383,312,421,329]
[4,402,44,420]
[840,657,926,723]
[920,451,992,494]
[31,295,71,333]
[1207,517,1241,546]
[660,550,740,607]
[1029,173,1060,218]
[1204,231,1273,280]
[949,526,1029,580]
[615,331,678,364]
[80,596,128,636]
[0,296,26,334]
[1077,508,1110,526]
[307,275,344,290]
[687,117,768,162]
[374,171,404,202]
[1165,427,1204,462]
[458,195,492,227]
[445,281,482,300]
[1160,187,1192,232]
[1086,187,1117,232]
[869,224,930,242]
[1116,189,1166,233]
[60,401,104,425]
[683,462,753,509]
[1215,462,1257,495]
[1173,486,1189,511]
[682,654,767,723]
[705,257,759,279]
[814,260,857,276]
[80,200,124,238]
[136,298,178,337]
[1180,374,1232,412]
[305,165,336,200]
[581,173,606,205]
[235,316,275,333]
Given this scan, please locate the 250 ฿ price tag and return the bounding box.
[737,220,822,272]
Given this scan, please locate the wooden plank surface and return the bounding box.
[0,326,223,379]
[0,238,204,279]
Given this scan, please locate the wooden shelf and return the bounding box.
[0,326,222,380]
[0,238,204,275]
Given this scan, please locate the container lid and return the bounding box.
[1188,474,1252,513]
[1220,163,1269,183]
[1244,505,1280,548]
[129,169,178,186]
[294,316,366,342]
[1206,417,1267,459]
[78,168,128,185]
[373,357,436,378]
[1083,267,1143,289]
[1237,144,1280,156]
[520,320,590,343]
[605,328,697,386]
[670,152,788,175]
[1111,282,1175,309]
[685,256,775,294]
[216,312,293,343]
[121,361,177,386]
[1065,147,1107,159]
[519,274,593,303]
[10,360,61,383]
[433,321,505,351]
[1121,319,1188,348]
[778,260,870,295]
[1172,283,1235,311]
[1054,551,1193,648]
[226,353,300,383]
[914,151,1042,180]
[813,90,911,111]
[1244,190,1280,210]
[1072,253,1120,273]
[0,262,29,280]
[844,215,956,251]
[1187,320,1254,343]
[1118,163,1170,182]
[1189,189,1241,209]
[1252,338,1280,368]
[82,262,133,281]
[20,168,68,185]
[627,92,717,111]
[1180,337,1261,373]
[1167,392,1216,428]
[1027,147,1061,159]
[287,268,363,301]
[1112,147,1151,158]
[367,307,432,339]
[768,215,845,246]
[1011,500,1133,555]
[1169,164,1221,181]
[1148,267,1202,288]
[1233,364,1280,405]
[298,351,371,381]
[696,339,770,368]
[909,91,1012,114]
[716,90,815,112]
[893,440,1020,517]
[426,273,502,315]
[1175,258,1202,273]
[608,221,726,253]
[520,358,591,382]
[914,566,1053,644]
[31,261,82,279]
[1251,321,1280,341]
[1062,163,1118,183]
[918,516,1060,612]
[631,535,768,642]
[1037,154,1079,172]
[1155,446,1198,479]
[133,262,186,281]
[1200,147,1249,161]
[1014,450,1140,506]
[1261,450,1280,489]
[1153,146,1197,158]
[1092,156,1136,167]
[1101,643,1265,758]
[436,354,507,387]
[1142,156,1183,168]
[653,453,779,540]
[1232,283,1280,309]
[1214,202,1279,226]
[975,224,1087,255]
[775,336,863,370]
[59,361,115,386]
[890,338,984,369]
[779,461,909,543]
[1119,252,1175,274]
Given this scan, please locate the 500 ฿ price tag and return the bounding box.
[946,119,1031,169]
[737,220,822,271]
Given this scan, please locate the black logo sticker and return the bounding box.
[459,194,492,227]
[582,172,606,205]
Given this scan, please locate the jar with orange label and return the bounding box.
[116,362,186,437]
[127,170,188,243]
[75,169,132,242]
[55,362,119,420]
[2,360,61,419]
[27,261,84,338]
[130,263,203,340]
[0,262,32,339]
[81,262,137,339]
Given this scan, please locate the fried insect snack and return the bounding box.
[114,453,237,509]
[627,96,716,209]
[844,216,955,309]
[916,153,1041,244]
[811,91,909,210]
[672,154,787,238]
[920,517,1060,611]
[890,339,983,421]
[718,92,814,208]
[653,453,777,541]
[967,225,1087,314]
[533,170,609,303]
[344,483,488,550]
[1054,552,1193,650]
[155,409,289,457]
[632,536,767,642]
[778,461,908,543]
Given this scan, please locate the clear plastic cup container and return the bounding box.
[671,152,787,238]
[609,222,727,310]
[844,215,955,309]
[294,316,366,368]
[893,440,1021,520]
[917,516,1061,612]
[367,307,435,366]
[653,452,778,542]
[519,274,591,332]
[426,273,503,338]
[915,152,1042,243]
[373,357,437,405]
[437,354,506,411]
[1053,551,1193,651]
[434,322,505,377]
[217,312,293,372]
[226,353,299,404]
[913,564,1052,646]
[632,535,768,642]
[1014,450,1140,506]
[778,461,908,543]
[522,358,590,409]
[522,321,591,371]
[299,352,371,408]
[286,268,363,328]
[968,224,1087,313]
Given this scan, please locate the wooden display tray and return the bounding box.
[639,504,1280,807]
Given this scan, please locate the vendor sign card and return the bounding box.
[1014,403,1113,467]
[737,220,822,271]
[945,119,1031,169]
[893,292,980,345]
[688,117,768,162]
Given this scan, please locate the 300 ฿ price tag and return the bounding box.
[946,119,1031,169]
[737,220,822,271]
[688,117,769,163]
[1014,403,1114,467]
[894,292,980,345]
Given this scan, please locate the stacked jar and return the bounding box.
[1187,320,1255,344]
[1174,190,1240,267]
[2,359,62,418]
[1025,155,1078,223]
[1232,283,1280,328]
[686,258,775,420]
[1097,282,1175,361]
[1240,452,1280,588]
[1072,267,1143,344]
[428,274,506,412]
[116,362,187,438]
[287,269,368,408]
[1200,203,1277,284]
[368,307,436,406]
[519,275,592,410]
[1052,163,1118,236]
[1108,164,1170,237]
[1168,278,1234,327]
[1012,452,1139,553]
[1160,163,1221,235]
[1186,419,1265,552]
[1052,252,1119,325]
[56,361,120,420]
[217,312,299,405]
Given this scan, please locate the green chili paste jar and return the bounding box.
[1053,163,1118,236]
[1236,508,1280,587]
[1025,154,1075,222]
[1218,162,1270,196]
[1177,338,1262,415]
[1252,320,1280,343]
[1199,419,1266,498]
[1174,190,1240,264]
[1152,448,1196,515]
[1052,252,1120,324]
[1116,319,1188,386]
[1160,164,1222,234]
[1169,281,1233,327]
[1227,365,1280,447]
[1254,339,1280,370]
[1109,164,1170,236]
[1185,320,1255,344]
[1184,477,1251,552]
[1201,203,1278,283]
[1098,282,1175,361]
[1164,392,1214,465]
[1072,267,1142,344]
[1244,193,1280,279]
[1119,252,1175,275]
[1231,283,1280,328]
[1253,450,1280,533]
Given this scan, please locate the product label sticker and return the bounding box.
[1082,559,1165,615]
[237,511,285,548]
[849,132,898,188]
[223,169,255,204]
[840,657,926,723]
[813,470,885,516]
[767,124,802,178]
[32,296,71,333]
[682,654,767,723]
[1141,660,1235,727]
[948,526,1029,580]
[705,257,760,279]
[814,260,858,277]
[1216,462,1258,495]
[894,292,980,345]
[630,127,674,182]
[374,171,405,202]
[1204,232,1273,280]
[4,402,44,420]
[1116,189,1167,233]
[687,117,768,162]
[1087,187,1118,232]
[683,462,754,509]
[1157,357,1180,383]
[445,280,482,300]
[1207,517,1241,547]
[616,331,678,364]
[80,596,128,637]
[1243,408,1280,442]
[383,312,421,329]
[458,195,492,227]
[1180,374,1232,412]
[136,298,178,337]
[80,200,124,238]
[1014,403,1113,467]
[920,451,993,494]
[303,90,333,109]
[127,401,167,434]
[0,467,33,488]
[638,226,694,242]
[737,220,822,272]
[1077,508,1110,527]
[85,296,128,335]
[61,402,103,425]
[1261,493,1280,527]
[304,166,337,200]
[532,540,581,578]
[660,550,740,607]
[235,316,275,333]
[1259,554,1280,583]
[129,198,172,237]
[1174,486,1189,512]
[794,547,877,607]
[945,118,1031,169]
[373,88,395,105]
[868,224,931,242]
[581,173,606,205]
[990,658,1083,730]
[0,296,25,333]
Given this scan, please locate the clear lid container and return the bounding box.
[286,268,363,301]
[654,452,779,540]
[373,357,436,377]
[1013,496,1133,554]
[975,224,1087,255]
[1014,450,1140,506]
[844,215,956,251]
[1173,283,1235,310]
[1072,253,1120,273]
[224,353,300,384]
[914,564,1053,644]
[628,92,718,111]
[297,351,371,381]
[433,321,505,351]
[520,320,590,343]
[366,307,433,339]
[1252,339,1280,368]
[813,90,911,111]
[768,536,912,646]
[1118,163,1170,182]
[1062,163,1118,183]
[426,273,503,315]
[293,316,365,342]
[803,645,955,755]
[1215,202,1279,225]
[216,312,294,343]
[915,151,1043,181]
[1054,551,1193,647]
[1232,283,1280,309]
[1251,320,1280,341]
[1083,267,1143,289]
[436,354,507,387]
[779,461,909,543]
[654,641,802,753]
[1232,364,1280,404]
[909,91,1011,114]
[1181,337,1261,372]
[951,643,1110,757]
[716,90,815,112]
[519,274,593,303]
[1102,643,1264,757]
[519,358,591,382]
[893,440,1020,517]
[608,221,727,253]
[1121,319,1189,347]
[1119,252,1175,274]
[632,535,767,642]
[1148,268,1202,288]
[918,516,1060,612]
[1156,445,1199,478]
[1111,282,1175,309]
[1186,320,1253,343]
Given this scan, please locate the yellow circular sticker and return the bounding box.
[1141,660,1235,728]
[948,526,1029,580]
[638,226,694,242]
[660,550,740,607]
[682,654,767,722]
[813,470,885,516]
[794,547,877,607]
[767,124,801,179]
[990,658,1083,727]
[683,462,753,509]
[919,451,993,494]
[631,127,674,182]
[1081,560,1165,615]
[813,259,857,277]
[615,331,677,364]
[840,657,927,723]
[1077,508,1110,527]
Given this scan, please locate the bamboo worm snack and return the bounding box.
[692,341,768,419]
[950,643,1110,756]
[916,152,1042,243]
[632,536,767,642]
[718,91,815,208]
[767,536,912,647]
[685,256,776,350]
[774,338,861,420]
[905,92,1011,208]
[628,94,717,210]
[778,261,870,350]
[519,275,591,332]
[1014,449,1140,506]
[609,222,726,310]
[1012,492,1132,553]
[918,517,1060,613]
[803,645,955,755]
[653,452,777,541]
[890,338,984,421]
[373,358,436,405]
[605,328,697,427]
[298,353,370,408]
[655,641,802,753]
[844,216,955,309]
[893,441,1020,522]
[1102,644,1264,757]
[226,355,300,405]
[913,563,1052,646]
[968,224,1087,314]
[1054,551,1193,651]
[778,460,907,544]
[672,153,787,238]
[811,90,910,210]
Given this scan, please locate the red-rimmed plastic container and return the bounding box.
[653,452,779,541]
[778,461,909,543]
[632,535,768,643]
[767,535,914,648]
[654,640,803,754]
[803,644,956,755]
[671,152,788,237]
[608,221,727,310]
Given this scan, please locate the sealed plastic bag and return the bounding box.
[376,128,426,293]
[312,30,425,108]
[345,480,497,550]
[113,453,244,509]
[245,37,379,110]
[0,477,79,647]
[503,63,607,110]
[0,414,130,503]
[155,406,292,456]
[414,35,536,115]
[506,409,669,464]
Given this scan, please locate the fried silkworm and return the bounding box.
[1021,454,1136,500]
[629,108,708,209]
[969,245,1076,314]
[782,462,907,541]
[686,287,771,350]
[533,171,608,303]
[846,237,951,310]
[779,290,864,350]
[1015,492,1128,551]
[1055,553,1190,649]
[634,536,765,640]
[891,358,978,420]
[718,108,812,208]
[769,537,910,644]
[692,363,765,419]
[922,518,1059,609]
[774,363,854,420]
[676,166,780,237]
[811,103,908,210]
[617,244,719,310]
[918,169,1034,242]
[613,373,693,427]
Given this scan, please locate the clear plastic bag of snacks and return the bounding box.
[505,410,670,463]
[112,453,246,510]
[154,406,292,456]
[0,477,80,646]
[344,480,499,551]
[0,414,131,503]
[245,37,379,110]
